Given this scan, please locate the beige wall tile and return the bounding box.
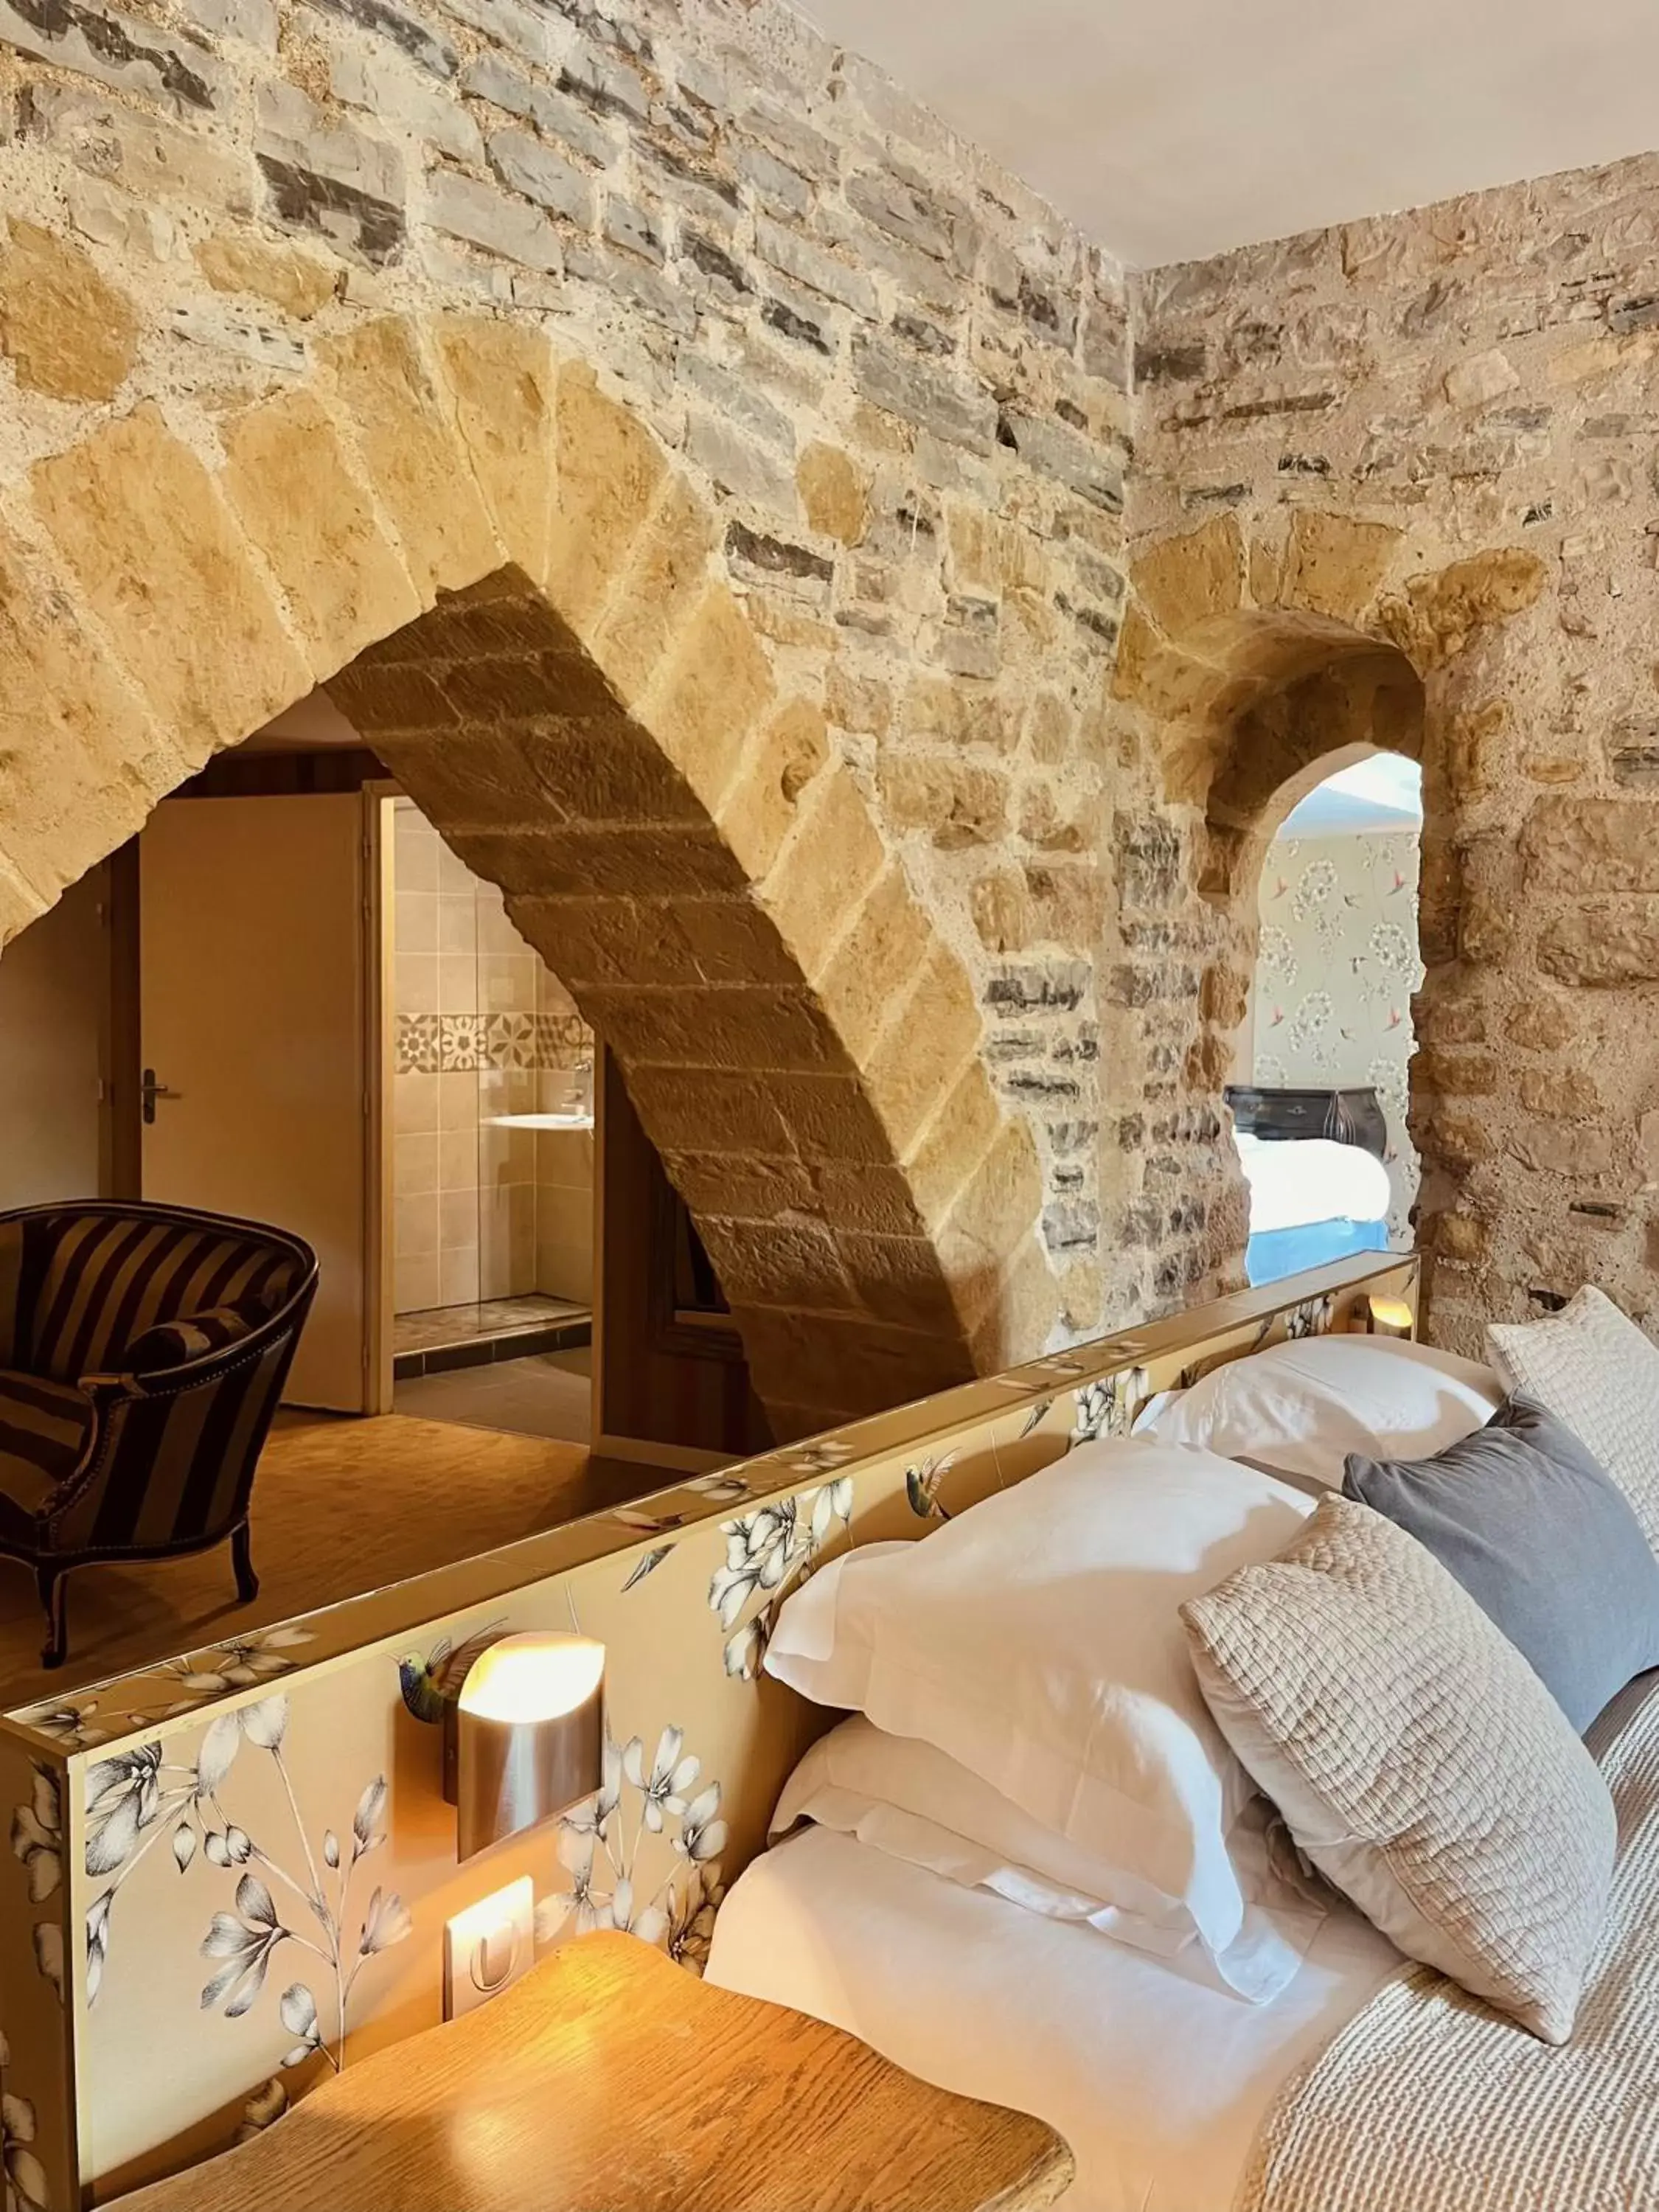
[438,951,477,1014]
[394,1131,438,1197]
[395,951,439,1015]
[537,1234,593,1303]
[439,1245,481,1306]
[438,1127,477,1194]
[479,950,538,1013]
[437,1069,477,1130]
[434,835,473,894]
[392,807,439,894]
[394,890,437,957]
[394,1251,441,1314]
[393,1071,439,1137]
[394,1192,439,1259]
[437,890,476,957]
[439,1187,476,1252]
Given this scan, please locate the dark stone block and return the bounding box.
[987,964,1091,1015]
[257,153,406,265]
[682,232,751,295]
[763,297,833,355]
[1007,1071,1083,1102]
[643,140,741,210]
[310,0,455,76]
[724,521,834,586]
[4,0,222,107]
[1043,1197,1100,1249]
[855,335,997,453]
[893,310,954,356]
[1019,271,1077,349]
[1134,339,1207,383]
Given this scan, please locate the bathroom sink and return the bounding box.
[486,1111,594,1130]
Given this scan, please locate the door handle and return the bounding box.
[140,1068,181,1125]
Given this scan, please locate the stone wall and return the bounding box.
[0,0,1135,1427]
[4,0,1654,1387]
[1122,151,1659,1350]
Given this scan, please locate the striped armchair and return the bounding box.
[0,1202,318,1669]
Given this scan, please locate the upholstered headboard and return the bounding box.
[1,1253,1419,2205]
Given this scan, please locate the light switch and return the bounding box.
[443,1876,535,2020]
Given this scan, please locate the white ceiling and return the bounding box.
[800,0,1659,265]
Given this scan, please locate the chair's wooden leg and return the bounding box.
[37,1565,67,1672]
[232,1521,260,1606]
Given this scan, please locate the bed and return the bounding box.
[708,1308,1659,2212]
[1235,1130,1391,1285]
[710,1828,1399,2212]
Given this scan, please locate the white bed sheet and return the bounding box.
[708,1826,1399,2212]
[1235,1131,1391,1234]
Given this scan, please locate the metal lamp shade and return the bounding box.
[1366,1295,1415,1339]
[447,1632,605,1862]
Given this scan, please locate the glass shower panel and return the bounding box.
[475,874,538,1301]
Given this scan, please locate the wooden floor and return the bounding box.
[0,1412,676,1711]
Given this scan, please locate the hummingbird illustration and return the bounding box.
[397,1618,507,1725]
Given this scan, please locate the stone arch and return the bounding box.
[1108,504,1545,1310]
[0,308,1056,1438]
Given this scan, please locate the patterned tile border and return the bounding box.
[395,1012,594,1075]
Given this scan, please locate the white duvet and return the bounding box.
[1236,1131,1390,1233]
[709,1827,1399,2212]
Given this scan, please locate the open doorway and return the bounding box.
[1231,751,1423,1284]
[386,793,595,1446]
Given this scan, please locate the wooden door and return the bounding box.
[594,1049,771,1468]
[137,795,383,1412]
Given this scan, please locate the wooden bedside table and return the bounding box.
[119,1930,1075,2211]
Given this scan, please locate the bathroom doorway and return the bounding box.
[384,795,597,1443]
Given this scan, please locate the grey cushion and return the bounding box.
[1344,1394,1659,1732]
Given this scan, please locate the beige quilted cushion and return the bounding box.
[1182,1494,1615,2043]
[1487,1287,1659,1558]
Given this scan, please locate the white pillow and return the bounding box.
[772,1714,1329,2003]
[764,1438,1313,1982]
[1488,1287,1659,1559]
[1134,1335,1502,1487]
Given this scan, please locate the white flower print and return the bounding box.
[12,1699,106,1752]
[32,1924,63,2002]
[661,1864,724,1972]
[1368,919,1417,978]
[84,1745,164,1878]
[625,1729,698,1834]
[709,1500,800,1630]
[72,1694,408,2069]
[1291,858,1338,919]
[10,1767,61,1905]
[1069,1368,1148,1447]
[543,1725,727,1978]
[200,1873,288,2019]
[1286,992,1333,1051]
[708,1480,853,1679]
[543,1827,611,1939]
[1257,925,1297,987]
[675,1784,727,1868]
[1,2083,50,2212]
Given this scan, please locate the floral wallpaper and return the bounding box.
[0,1264,1416,2205]
[1252,830,1422,1239]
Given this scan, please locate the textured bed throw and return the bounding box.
[1237,1674,1659,2212]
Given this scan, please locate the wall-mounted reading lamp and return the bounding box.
[1366,1295,1415,1340]
[441,1631,605,1861]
